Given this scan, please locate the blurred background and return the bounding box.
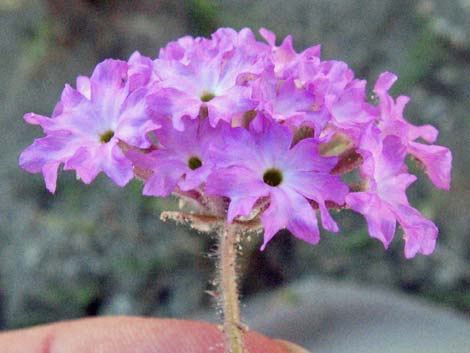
[0,0,469,350]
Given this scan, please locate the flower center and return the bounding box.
[188,156,202,170]
[99,130,114,144]
[263,168,283,187]
[200,91,215,102]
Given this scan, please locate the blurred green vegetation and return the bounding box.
[186,0,219,37]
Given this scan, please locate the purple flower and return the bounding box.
[346,124,438,258]
[259,28,321,79]
[252,72,330,135]
[128,117,224,197]
[374,72,452,190]
[327,78,375,129]
[206,117,349,249]
[18,27,452,258]
[307,61,374,143]
[148,28,267,129]
[127,51,159,91]
[19,58,157,192]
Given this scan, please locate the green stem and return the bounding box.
[219,223,245,353]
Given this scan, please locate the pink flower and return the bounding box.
[127,51,159,91]
[18,27,452,258]
[19,57,158,192]
[206,116,348,249]
[148,28,267,129]
[128,117,224,197]
[374,72,452,190]
[346,124,438,258]
[259,28,321,79]
[252,72,330,135]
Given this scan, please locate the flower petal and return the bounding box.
[408,141,452,190]
[393,204,438,258]
[261,187,320,249]
[346,192,397,248]
[205,166,269,223]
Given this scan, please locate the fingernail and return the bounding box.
[275,339,312,353]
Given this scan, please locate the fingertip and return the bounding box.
[0,317,307,353]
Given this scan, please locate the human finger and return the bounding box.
[0,316,310,353]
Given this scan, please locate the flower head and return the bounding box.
[19,28,452,258]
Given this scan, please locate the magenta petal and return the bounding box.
[19,132,72,192]
[127,51,155,91]
[285,190,321,244]
[260,194,289,249]
[143,160,187,197]
[208,89,256,126]
[90,59,128,88]
[117,88,159,148]
[128,149,188,197]
[261,188,320,250]
[374,72,398,94]
[253,120,293,162]
[288,172,346,232]
[288,171,348,207]
[125,149,156,171]
[60,84,88,109]
[42,162,60,193]
[90,80,127,123]
[259,28,276,46]
[209,126,264,170]
[100,143,134,187]
[23,113,55,131]
[346,192,397,248]
[408,123,439,144]
[286,214,320,245]
[206,166,269,222]
[19,136,61,193]
[285,138,337,173]
[379,134,407,177]
[403,223,437,258]
[76,76,91,99]
[147,88,200,130]
[178,165,212,191]
[393,204,438,258]
[408,141,452,190]
[63,146,99,184]
[331,80,371,126]
[378,173,417,207]
[318,202,340,232]
[227,196,260,224]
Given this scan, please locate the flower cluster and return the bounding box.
[20,28,452,258]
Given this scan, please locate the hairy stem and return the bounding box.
[219,223,245,353]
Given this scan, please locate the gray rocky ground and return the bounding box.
[0,0,469,350]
